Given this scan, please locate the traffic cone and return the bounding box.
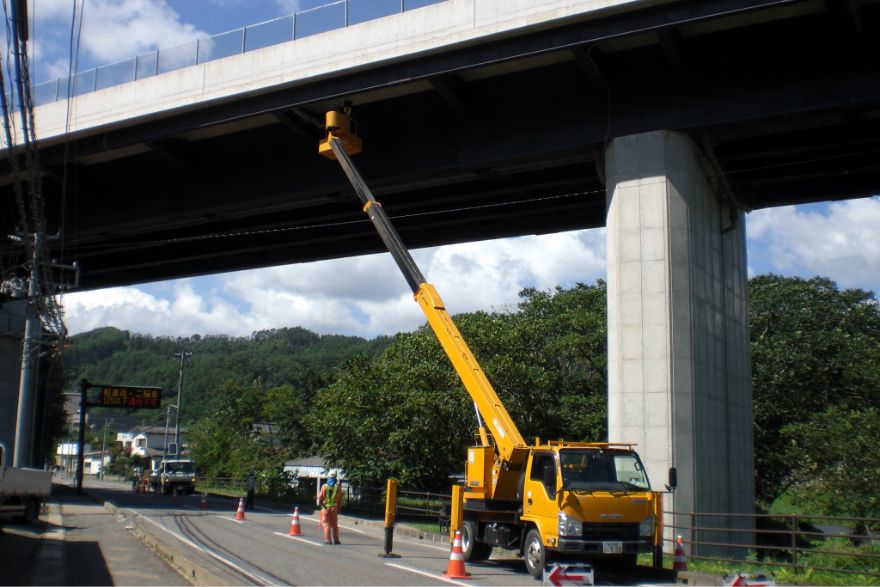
[673,535,688,573]
[235,497,246,521]
[199,493,207,510]
[288,506,302,536]
[442,529,471,579]
[172,486,178,503]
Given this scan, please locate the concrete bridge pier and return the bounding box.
[604,130,754,556]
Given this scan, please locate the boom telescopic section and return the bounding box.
[322,123,528,475]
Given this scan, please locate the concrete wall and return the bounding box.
[20,0,646,145]
[0,301,26,453]
[605,130,754,554]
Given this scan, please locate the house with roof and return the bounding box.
[283,456,346,502]
[117,425,187,459]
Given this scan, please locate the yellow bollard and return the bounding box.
[379,479,400,558]
[450,484,464,543]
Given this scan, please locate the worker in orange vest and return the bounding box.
[318,471,343,545]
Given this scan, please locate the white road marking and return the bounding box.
[402,540,451,552]
[272,531,323,546]
[306,515,366,534]
[385,562,476,586]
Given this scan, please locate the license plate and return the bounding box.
[602,541,623,554]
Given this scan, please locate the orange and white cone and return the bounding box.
[673,535,688,573]
[442,529,471,579]
[288,506,302,536]
[235,497,246,521]
[199,493,207,510]
[172,486,178,503]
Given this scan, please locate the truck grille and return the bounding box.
[581,523,639,540]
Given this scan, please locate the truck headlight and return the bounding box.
[639,515,655,537]
[558,513,583,537]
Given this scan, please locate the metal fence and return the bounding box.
[666,510,880,578]
[195,476,247,494]
[32,0,445,107]
[342,484,450,526]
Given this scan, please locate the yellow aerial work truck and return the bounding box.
[319,110,672,578]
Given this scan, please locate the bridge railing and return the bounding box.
[32,0,445,107]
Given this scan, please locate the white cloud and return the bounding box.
[746,197,880,293]
[274,0,329,15]
[60,197,880,340]
[62,229,608,339]
[29,0,207,78]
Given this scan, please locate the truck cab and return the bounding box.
[519,443,656,575]
[151,458,197,495]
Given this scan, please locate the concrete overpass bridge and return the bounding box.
[1,0,878,552]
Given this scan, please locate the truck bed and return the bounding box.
[0,466,53,497]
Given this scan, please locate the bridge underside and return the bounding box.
[1,0,879,290]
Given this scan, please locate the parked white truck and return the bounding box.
[150,458,197,495]
[0,443,52,523]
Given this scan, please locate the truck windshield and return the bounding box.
[166,462,194,474]
[559,450,650,491]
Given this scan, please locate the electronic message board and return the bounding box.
[96,386,162,409]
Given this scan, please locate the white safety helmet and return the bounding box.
[328,470,337,479]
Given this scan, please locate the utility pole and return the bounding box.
[13,233,40,467]
[163,403,177,456]
[173,352,192,453]
[99,419,111,480]
[8,231,77,468]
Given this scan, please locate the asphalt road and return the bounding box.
[57,478,677,586]
[94,481,530,586]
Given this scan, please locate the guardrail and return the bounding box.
[195,478,450,527]
[666,510,880,579]
[32,0,445,107]
[194,479,878,577]
[194,477,246,494]
[341,484,450,524]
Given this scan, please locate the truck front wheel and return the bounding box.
[611,553,638,574]
[523,529,546,579]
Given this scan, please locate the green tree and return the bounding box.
[783,406,880,526]
[63,326,387,425]
[308,283,609,490]
[750,275,880,506]
[262,384,317,456]
[187,380,268,479]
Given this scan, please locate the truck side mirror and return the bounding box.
[666,467,677,492]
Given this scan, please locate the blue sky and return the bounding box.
[20,1,880,339]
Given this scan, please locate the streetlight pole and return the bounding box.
[173,351,192,453]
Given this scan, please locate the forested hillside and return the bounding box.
[63,326,392,424]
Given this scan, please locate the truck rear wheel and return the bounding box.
[16,498,40,523]
[523,529,546,579]
[461,521,492,561]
